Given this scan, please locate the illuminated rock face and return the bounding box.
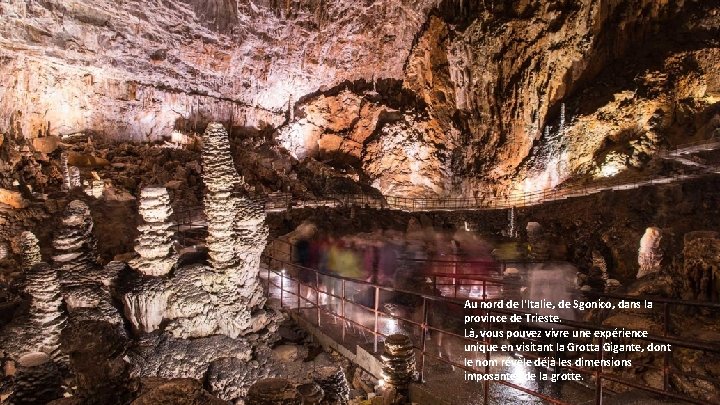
[638,227,662,279]
[124,123,272,338]
[130,187,177,276]
[2,1,718,197]
[363,114,457,197]
[0,1,434,141]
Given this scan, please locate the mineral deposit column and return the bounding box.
[201,123,268,302]
[201,123,244,274]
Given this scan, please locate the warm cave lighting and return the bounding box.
[599,161,621,178]
[4,1,720,404]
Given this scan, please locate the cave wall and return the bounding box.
[0,0,435,140]
[1,0,718,196]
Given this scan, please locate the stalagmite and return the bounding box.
[60,152,70,191]
[202,122,244,273]
[638,227,662,278]
[130,186,178,276]
[124,123,275,339]
[380,334,416,395]
[313,366,350,404]
[0,262,67,364]
[7,353,63,405]
[25,263,66,361]
[68,166,81,189]
[52,200,97,274]
[52,200,123,326]
[19,231,42,271]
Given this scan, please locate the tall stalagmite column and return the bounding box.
[196,122,269,335]
[131,187,177,276]
[202,123,243,274]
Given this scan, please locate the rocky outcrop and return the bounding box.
[363,113,457,197]
[130,187,177,276]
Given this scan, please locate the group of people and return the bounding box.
[294,236,401,285]
[292,230,502,292]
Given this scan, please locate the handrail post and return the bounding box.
[419,297,428,383]
[316,271,321,327]
[595,335,604,404]
[342,279,346,343]
[297,272,301,310]
[267,266,271,298]
[280,270,284,309]
[374,285,380,353]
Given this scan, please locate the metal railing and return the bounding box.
[261,253,720,405]
[168,137,720,218]
[169,205,720,404]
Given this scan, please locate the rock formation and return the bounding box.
[202,122,244,273]
[121,123,282,402]
[380,334,416,402]
[19,231,42,271]
[637,227,662,279]
[683,231,720,302]
[313,366,350,404]
[130,186,178,276]
[52,200,97,274]
[24,263,66,360]
[141,123,270,338]
[52,200,124,326]
[0,263,66,363]
[60,152,70,191]
[6,352,63,405]
[68,166,81,189]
